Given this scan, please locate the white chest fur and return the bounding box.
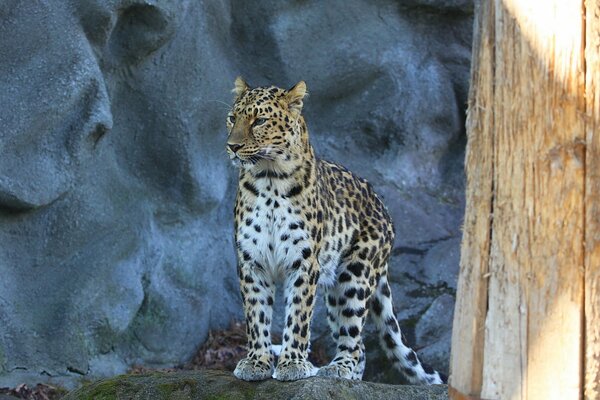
[237,179,309,282]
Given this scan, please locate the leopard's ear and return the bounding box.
[286,81,307,115]
[232,76,249,99]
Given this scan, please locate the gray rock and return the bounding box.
[384,190,464,250]
[63,370,449,400]
[417,331,453,376]
[398,0,474,13]
[421,239,462,290]
[416,294,455,345]
[414,294,456,374]
[0,0,472,388]
[0,346,5,374]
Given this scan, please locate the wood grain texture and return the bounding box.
[482,1,586,398]
[585,1,600,398]
[448,1,495,396]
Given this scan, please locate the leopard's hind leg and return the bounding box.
[318,251,374,380]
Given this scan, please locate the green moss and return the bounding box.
[67,373,255,400]
[77,377,121,400]
[64,370,449,400]
[242,385,257,399]
[156,379,196,398]
[199,378,257,400]
[205,395,244,400]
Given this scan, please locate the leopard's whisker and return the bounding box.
[204,99,232,110]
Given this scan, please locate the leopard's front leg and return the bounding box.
[234,262,275,381]
[273,259,319,381]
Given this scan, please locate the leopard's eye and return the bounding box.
[227,115,235,124]
[253,118,267,127]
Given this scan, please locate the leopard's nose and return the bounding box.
[228,143,244,153]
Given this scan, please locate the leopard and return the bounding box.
[226,77,444,385]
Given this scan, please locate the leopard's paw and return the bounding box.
[273,358,318,381]
[317,363,355,379]
[233,356,273,381]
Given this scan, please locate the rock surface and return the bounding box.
[0,0,472,388]
[63,369,449,400]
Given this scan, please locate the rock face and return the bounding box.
[0,0,472,388]
[63,370,449,400]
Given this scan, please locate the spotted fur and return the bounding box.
[226,77,444,384]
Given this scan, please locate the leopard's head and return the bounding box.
[226,77,308,171]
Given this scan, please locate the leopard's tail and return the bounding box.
[370,272,446,385]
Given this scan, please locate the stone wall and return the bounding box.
[0,0,472,387]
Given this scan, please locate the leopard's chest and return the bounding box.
[237,187,309,281]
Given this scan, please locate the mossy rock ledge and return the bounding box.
[63,369,449,400]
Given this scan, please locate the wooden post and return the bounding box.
[448,1,495,396]
[450,0,599,399]
[585,2,600,398]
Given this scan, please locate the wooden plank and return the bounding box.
[448,1,495,396]
[585,0,600,398]
[480,1,586,399]
[520,2,586,397]
[478,2,527,396]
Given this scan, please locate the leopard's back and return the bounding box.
[314,159,394,287]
